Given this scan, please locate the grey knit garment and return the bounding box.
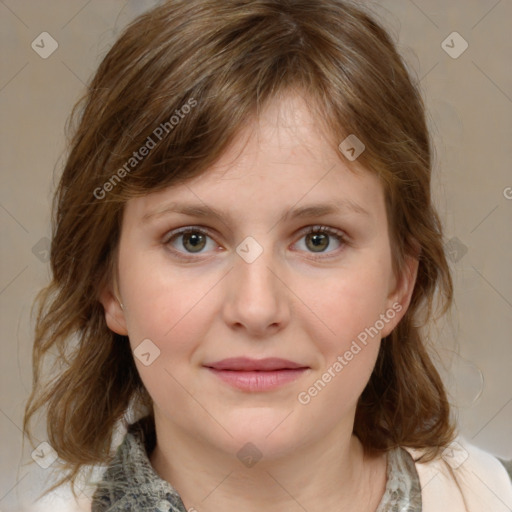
[91,419,422,512]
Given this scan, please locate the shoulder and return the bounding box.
[403,437,512,512]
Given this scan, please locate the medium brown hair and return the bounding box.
[24,0,456,491]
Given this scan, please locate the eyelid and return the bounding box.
[295,224,345,238]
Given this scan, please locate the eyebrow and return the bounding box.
[142,199,370,224]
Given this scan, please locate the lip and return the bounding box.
[204,357,307,371]
[203,358,309,392]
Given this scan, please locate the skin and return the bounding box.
[100,92,418,512]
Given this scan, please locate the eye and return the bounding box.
[163,224,347,261]
[293,225,346,257]
[164,227,219,259]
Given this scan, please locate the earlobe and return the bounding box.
[99,286,128,336]
[381,253,419,338]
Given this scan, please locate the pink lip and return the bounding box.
[204,357,306,371]
[203,358,309,392]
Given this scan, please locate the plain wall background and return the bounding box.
[1,0,511,510]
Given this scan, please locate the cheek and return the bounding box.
[121,263,215,411]
[119,246,217,343]
[293,258,391,407]
[294,271,386,414]
[298,261,391,350]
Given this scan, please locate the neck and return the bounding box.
[150,415,386,512]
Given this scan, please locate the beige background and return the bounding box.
[1,0,511,510]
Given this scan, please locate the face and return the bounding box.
[101,92,417,462]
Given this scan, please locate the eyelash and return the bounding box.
[162,225,348,262]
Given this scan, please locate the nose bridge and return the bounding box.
[223,237,289,332]
[236,247,277,295]
[234,241,281,304]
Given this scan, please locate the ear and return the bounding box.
[380,252,419,338]
[99,284,128,336]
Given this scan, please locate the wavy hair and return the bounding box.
[24,0,456,492]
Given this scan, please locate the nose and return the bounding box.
[221,244,291,337]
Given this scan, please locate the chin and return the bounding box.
[214,410,307,460]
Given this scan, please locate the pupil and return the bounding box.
[184,233,205,252]
[307,233,329,252]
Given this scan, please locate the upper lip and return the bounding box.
[204,357,308,371]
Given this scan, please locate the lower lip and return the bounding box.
[205,368,308,392]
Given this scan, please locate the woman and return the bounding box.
[24,1,512,511]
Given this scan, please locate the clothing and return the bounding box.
[91,419,512,512]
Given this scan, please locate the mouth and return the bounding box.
[204,357,307,371]
[203,357,310,392]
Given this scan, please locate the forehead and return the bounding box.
[126,92,386,223]
[205,92,345,177]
